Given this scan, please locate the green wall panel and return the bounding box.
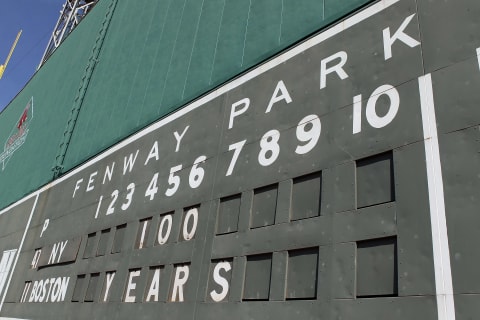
[0,0,110,209]
[0,0,374,210]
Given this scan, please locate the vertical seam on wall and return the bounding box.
[138,0,172,126]
[418,74,456,320]
[158,0,188,115]
[208,0,226,85]
[52,0,119,178]
[241,0,252,67]
[181,0,206,100]
[123,0,156,133]
[279,0,284,44]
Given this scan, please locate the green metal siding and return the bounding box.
[0,0,372,210]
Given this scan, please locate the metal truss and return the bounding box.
[38,0,98,69]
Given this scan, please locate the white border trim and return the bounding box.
[418,74,455,320]
[0,194,39,313]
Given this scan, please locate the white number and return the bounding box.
[145,173,159,200]
[295,114,321,154]
[189,156,207,189]
[353,84,400,134]
[106,190,119,215]
[165,165,182,197]
[258,130,280,166]
[157,214,173,245]
[226,140,246,176]
[121,183,135,210]
[94,195,103,219]
[183,208,198,241]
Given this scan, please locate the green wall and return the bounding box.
[0,0,372,210]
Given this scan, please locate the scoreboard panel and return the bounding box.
[1,0,479,319]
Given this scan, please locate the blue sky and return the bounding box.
[0,0,64,112]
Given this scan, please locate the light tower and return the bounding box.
[38,0,98,69]
[0,30,22,80]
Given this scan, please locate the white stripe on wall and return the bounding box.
[418,74,456,320]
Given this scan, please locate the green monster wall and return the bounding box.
[0,0,371,210]
[0,0,479,319]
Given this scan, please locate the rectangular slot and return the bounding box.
[217,194,241,235]
[71,274,86,302]
[83,233,97,259]
[96,229,111,257]
[291,172,322,221]
[356,151,395,209]
[356,237,398,298]
[251,184,278,229]
[286,247,318,300]
[84,273,100,302]
[243,253,272,301]
[112,224,127,254]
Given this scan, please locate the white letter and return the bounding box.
[72,179,83,198]
[210,262,231,302]
[145,141,159,165]
[174,126,190,152]
[58,277,70,302]
[145,268,161,302]
[40,219,49,238]
[57,240,68,263]
[125,270,140,302]
[48,243,59,265]
[265,80,292,113]
[103,272,115,302]
[123,150,139,175]
[383,14,420,60]
[320,51,349,89]
[29,281,38,302]
[228,98,250,129]
[171,266,189,302]
[103,162,115,184]
[86,171,98,192]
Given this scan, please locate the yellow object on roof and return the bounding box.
[0,30,22,79]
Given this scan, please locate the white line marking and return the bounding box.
[0,193,39,313]
[418,74,455,320]
[476,47,480,71]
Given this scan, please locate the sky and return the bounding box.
[0,0,64,112]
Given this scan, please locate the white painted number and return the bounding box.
[226,140,246,176]
[106,190,119,215]
[157,214,173,245]
[165,165,182,197]
[189,156,207,189]
[145,173,159,200]
[121,183,135,210]
[258,130,280,166]
[183,208,198,241]
[295,114,321,154]
[353,84,400,134]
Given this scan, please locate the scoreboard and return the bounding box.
[0,0,479,319]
